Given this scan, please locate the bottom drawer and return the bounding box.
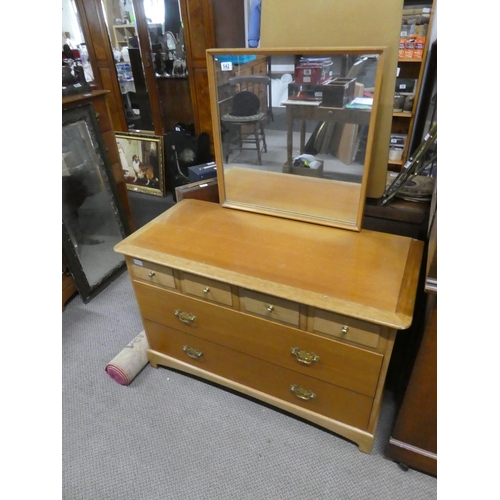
[144,319,373,430]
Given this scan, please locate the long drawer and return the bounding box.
[144,319,373,430]
[134,281,383,397]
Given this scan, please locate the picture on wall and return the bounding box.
[115,132,165,196]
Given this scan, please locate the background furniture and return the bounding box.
[115,199,423,453]
[221,75,271,165]
[388,1,435,173]
[62,90,135,306]
[385,204,437,475]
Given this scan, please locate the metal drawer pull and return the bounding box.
[341,325,349,334]
[266,304,274,312]
[290,385,316,401]
[148,271,156,277]
[175,309,197,324]
[291,347,319,365]
[183,345,203,359]
[203,287,210,293]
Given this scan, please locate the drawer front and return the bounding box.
[129,259,176,289]
[240,288,300,327]
[180,272,233,307]
[134,282,382,397]
[144,319,373,430]
[313,309,381,349]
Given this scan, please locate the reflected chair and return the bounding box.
[221,75,271,165]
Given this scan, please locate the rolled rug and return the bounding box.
[105,331,149,385]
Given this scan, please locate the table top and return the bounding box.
[115,199,424,329]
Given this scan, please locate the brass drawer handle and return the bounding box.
[148,271,156,277]
[266,304,274,312]
[175,309,197,324]
[291,347,319,365]
[203,287,210,293]
[290,385,316,401]
[183,345,203,359]
[341,325,349,334]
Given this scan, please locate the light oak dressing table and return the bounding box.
[115,199,422,453]
[114,47,424,453]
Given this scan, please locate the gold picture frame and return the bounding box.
[115,132,165,197]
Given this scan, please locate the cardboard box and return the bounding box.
[322,78,357,108]
[289,160,324,178]
[188,162,217,183]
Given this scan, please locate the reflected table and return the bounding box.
[283,100,371,171]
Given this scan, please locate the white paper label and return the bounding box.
[221,62,233,71]
[133,259,143,266]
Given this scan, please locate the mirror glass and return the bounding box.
[206,47,386,230]
[62,104,129,303]
[100,0,186,132]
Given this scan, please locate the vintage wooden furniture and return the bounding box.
[385,207,437,474]
[115,199,423,453]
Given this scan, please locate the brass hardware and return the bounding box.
[291,347,319,365]
[148,271,156,277]
[183,345,203,359]
[175,309,197,324]
[203,287,210,293]
[266,305,274,312]
[290,385,316,401]
[341,325,349,334]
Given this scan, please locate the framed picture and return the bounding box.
[115,132,165,196]
[62,103,131,303]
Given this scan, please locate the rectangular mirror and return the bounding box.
[206,47,386,230]
[62,103,131,303]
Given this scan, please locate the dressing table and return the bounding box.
[114,48,424,453]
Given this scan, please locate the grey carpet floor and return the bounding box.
[62,271,437,500]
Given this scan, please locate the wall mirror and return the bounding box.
[206,47,386,231]
[100,0,186,132]
[62,104,131,303]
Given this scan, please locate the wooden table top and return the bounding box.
[115,199,424,329]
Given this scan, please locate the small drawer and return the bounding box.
[129,259,176,289]
[181,272,233,307]
[312,309,380,348]
[240,289,299,327]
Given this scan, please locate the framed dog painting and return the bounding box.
[115,132,165,197]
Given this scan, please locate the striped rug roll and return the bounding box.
[105,331,149,386]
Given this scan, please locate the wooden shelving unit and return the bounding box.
[113,24,137,48]
[388,1,435,173]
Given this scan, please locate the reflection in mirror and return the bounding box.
[207,48,386,231]
[62,104,129,303]
[62,0,95,85]
[102,0,154,131]
[101,0,186,131]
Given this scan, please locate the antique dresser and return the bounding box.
[114,47,424,453]
[115,199,423,453]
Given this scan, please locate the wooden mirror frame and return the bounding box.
[206,47,386,231]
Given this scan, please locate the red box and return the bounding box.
[295,66,323,85]
[295,59,334,85]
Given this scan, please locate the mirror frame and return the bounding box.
[62,103,131,303]
[206,46,386,231]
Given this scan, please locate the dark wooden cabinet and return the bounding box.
[180,0,246,142]
[385,210,437,476]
